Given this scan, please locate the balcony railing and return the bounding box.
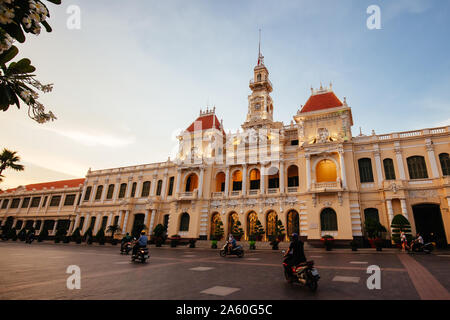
[312,182,342,192]
[230,191,241,197]
[179,191,197,199]
[267,188,279,194]
[248,189,259,195]
[287,186,298,193]
[212,192,224,198]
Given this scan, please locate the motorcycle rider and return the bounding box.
[283,233,307,281]
[120,232,132,252]
[410,232,424,252]
[132,231,148,256]
[227,234,237,254]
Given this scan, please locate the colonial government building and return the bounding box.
[1,51,450,246]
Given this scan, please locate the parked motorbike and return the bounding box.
[131,246,149,263]
[282,251,320,292]
[410,242,434,254]
[120,241,132,255]
[220,241,244,258]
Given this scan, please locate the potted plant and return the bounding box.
[365,219,387,248]
[211,220,224,249]
[96,228,106,245]
[350,240,358,251]
[63,235,70,243]
[254,220,265,241]
[231,221,244,241]
[170,234,181,247]
[10,227,18,241]
[321,235,334,251]
[153,224,166,247]
[269,235,280,250]
[106,224,121,245]
[18,228,27,241]
[275,220,286,242]
[83,227,93,244]
[248,234,256,250]
[189,239,196,248]
[38,228,48,242]
[54,227,67,243]
[71,227,82,244]
[391,215,412,248]
[375,238,384,251]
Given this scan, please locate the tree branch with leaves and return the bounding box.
[0,0,61,123]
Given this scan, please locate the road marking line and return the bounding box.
[437,255,450,258]
[114,261,130,264]
[201,286,240,296]
[310,256,323,258]
[245,258,261,261]
[182,255,197,258]
[332,276,360,283]
[397,254,450,300]
[349,261,368,264]
[189,267,214,271]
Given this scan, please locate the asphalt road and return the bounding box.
[0,241,449,300]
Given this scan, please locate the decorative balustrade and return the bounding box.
[248,189,259,195]
[287,187,298,193]
[212,192,224,198]
[267,188,279,194]
[312,181,341,192]
[230,191,241,197]
[353,126,448,143]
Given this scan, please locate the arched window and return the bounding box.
[215,172,226,192]
[287,210,299,238]
[316,159,337,182]
[95,185,103,200]
[249,169,260,190]
[185,174,198,192]
[247,212,258,237]
[266,211,278,238]
[118,183,127,199]
[156,180,163,196]
[268,167,279,189]
[141,181,150,197]
[228,212,239,235]
[364,208,380,223]
[257,73,261,81]
[167,176,174,196]
[131,182,137,197]
[106,184,114,199]
[84,186,92,201]
[287,165,299,187]
[179,213,190,232]
[407,156,428,179]
[383,158,396,180]
[210,213,221,239]
[439,153,450,176]
[358,158,374,183]
[320,208,338,231]
[232,170,242,191]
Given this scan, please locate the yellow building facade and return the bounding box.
[1,52,449,246]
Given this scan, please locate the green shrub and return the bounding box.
[83,227,93,244]
[213,220,224,241]
[231,220,244,240]
[391,215,412,244]
[54,227,67,243]
[71,227,82,244]
[38,228,48,242]
[96,228,106,245]
[18,228,27,241]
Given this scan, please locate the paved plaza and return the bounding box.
[0,242,449,300]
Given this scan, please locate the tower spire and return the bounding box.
[257,29,264,66]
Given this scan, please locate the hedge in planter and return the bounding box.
[54,227,67,243]
[170,234,181,247]
[321,235,334,251]
[231,221,244,240]
[350,240,358,251]
[18,228,27,241]
[83,227,93,244]
[153,224,166,247]
[189,239,196,248]
[38,228,48,242]
[71,227,82,244]
[96,228,106,245]
[106,224,121,245]
[391,215,412,246]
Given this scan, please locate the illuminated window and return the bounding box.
[316,159,337,183]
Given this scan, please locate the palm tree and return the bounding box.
[0,149,24,182]
[106,224,121,239]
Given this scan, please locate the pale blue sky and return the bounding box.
[1,0,450,189]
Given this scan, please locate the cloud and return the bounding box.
[384,0,432,20]
[435,118,450,127]
[41,127,136,147]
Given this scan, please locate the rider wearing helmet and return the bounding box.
[283,233,307,277]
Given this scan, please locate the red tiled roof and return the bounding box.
[300,91,343,113]
[186,114,224,134]
[1,178,85,194]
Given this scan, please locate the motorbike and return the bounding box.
[120,241,132,255]
[410,242,434,254]
[282,251,320,292]
[25,234,35,244]
[131,246,149,263]
[220,241,244,258]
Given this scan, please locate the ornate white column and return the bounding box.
[126,176,133,198]
[395,144,406,180]
[80,181,88,204]
[135,175,143,198]
[373,147,383,188]
[73,215,80,230]
[73,193,80,210]
[161,173,168,199]
[386,199,394,224]
[117,210,123,229]
[107,212,113,228]
[260,165,265,194]
[51,220,58,235]
[306,154,311,190]
[144,209,149,228]
[112,178,120,201]
[122,210,130,234]
[175,169,182,195]
[68,218,75,234]
[32,219,37,229]
[242,164,247,196]
[149,209,156,234]
[224,166,230,196]
[151,174,158,196]
[93,213,102,233]
[101,178,108,203]
[279,161,285,193]
[90,181,97,204]
[338,149,347,189]
[198,168,204,197]
[82,213,90,233]
[400,199,409,220]
[425,139,440,178]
